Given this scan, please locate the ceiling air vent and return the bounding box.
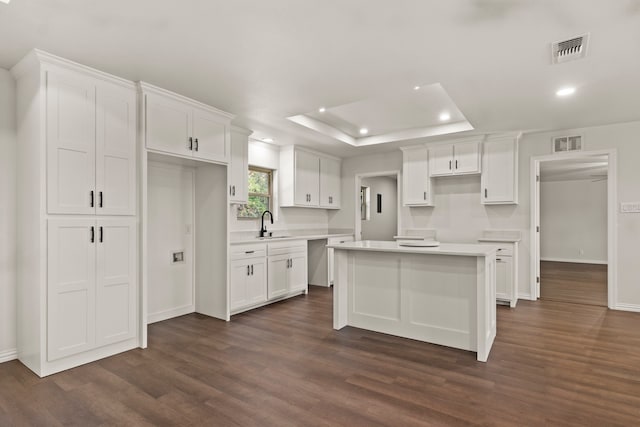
[551,34,589,64]
[552,135,583,153]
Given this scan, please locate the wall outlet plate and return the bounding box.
[620,202,640,213]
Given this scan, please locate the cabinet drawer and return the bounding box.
[327,236,354,245]
[267,239,307,256]
[231,243,266,260]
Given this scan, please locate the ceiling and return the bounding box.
[540,154,608,182]
[1,0,639,158]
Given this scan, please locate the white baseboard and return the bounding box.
[614,303,640,313]
[147,304,195,324]
[540,257,607,265]
[0,348,18,363]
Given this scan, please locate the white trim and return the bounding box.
[0,349,18,363]
[354,170,402,241]
[540,257,607,265]
[615,304,640,313]
[530,149,618,309]
[147,305,195,324]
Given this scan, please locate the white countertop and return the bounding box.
[478,237,521,243]
[230,233,353,245]
[327,240,498,257]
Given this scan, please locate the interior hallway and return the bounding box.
[540,261,608,307]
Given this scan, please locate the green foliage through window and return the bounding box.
[237,167,272,218]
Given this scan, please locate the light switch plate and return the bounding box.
[620,202,640,213]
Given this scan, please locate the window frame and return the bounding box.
[237,166,273,219]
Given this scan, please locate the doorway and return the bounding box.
[530,150,617,308]
[355,171,401,241]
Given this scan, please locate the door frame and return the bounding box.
[529,149,617,308]
[354,170,402,241]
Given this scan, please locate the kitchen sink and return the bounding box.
[257,235,292,240]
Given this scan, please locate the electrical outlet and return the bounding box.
[620,202,640,213]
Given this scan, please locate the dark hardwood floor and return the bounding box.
[541,261,608,306]
[2,287,640,426]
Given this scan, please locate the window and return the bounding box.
[237,166,273,218]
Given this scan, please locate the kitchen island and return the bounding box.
[327,241,497,362]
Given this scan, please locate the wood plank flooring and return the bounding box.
[2,287,640,426]
[541,261,608,306]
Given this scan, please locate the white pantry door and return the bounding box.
[96,218,137,347]
[47,219,96,361]
[95,82,137,215]
[46,70,96,214]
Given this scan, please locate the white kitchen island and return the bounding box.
[327,241,497,362]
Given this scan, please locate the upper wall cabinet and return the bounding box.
[401,146,433,206]
[481,135,519,205]
[46,68,137,215]
[140,82,234,165]
[279,146,341,209]
[429,139,482,177]
[228,126,252,204]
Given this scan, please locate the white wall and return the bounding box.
[229,140,330,234]
[332,120,640,309]
[361,176,397,240]
[0,69,17,360]
[540,179,607,264]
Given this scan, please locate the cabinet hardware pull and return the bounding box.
[229,186,232,195]
[232,186,236,196]
[424,191,427,200]
[455,160,458,169]
[194,138,199,151]
[99,226,103,243]
[251,264,254,275]
[496,258,503,261]
[189,137,193,150]
[497,248,502,251]
[90,226,95,243]
[247,265,250,276]
[99,191,103,208]
[90,190,94,208]
[245,250,254,254]
[449,160,452,170]
[484,188,488,198]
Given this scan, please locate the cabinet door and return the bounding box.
[46,70,96,214]
[96,219,137,346]
[47,219,96,361]
[319,157,341,208]
[230,260,250,310]
[453,142,481,174]
[145,93,192,157]
[192,107,229,163]
[229,131,248,203]
[294,150,320,206]
[246,258,268,306]
[482,138,517,204]
[96,82,137,215]
[288,252,308,293]
[429,144,454,176]
[495,256,513,302]
[268,255,290,299]
[403,147,431,205]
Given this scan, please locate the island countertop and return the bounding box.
[327,240,498,257]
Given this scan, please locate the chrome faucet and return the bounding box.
[260,210,273,237]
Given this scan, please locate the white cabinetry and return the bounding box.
[279,146,341,209]
[230,244,267,312]
[429,140,481,177]
[327,235,355,286]
[47,68,136,215]
[12,50,139,377]
[401,146,433,206]
[267,239,308,298]
[479,239,519,307]
[228,126,251,203]
[141,82,233,165]
[481,135,519,204]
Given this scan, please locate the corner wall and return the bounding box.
[0,68,17,361]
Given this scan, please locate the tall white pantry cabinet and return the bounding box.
[12,50,139,377]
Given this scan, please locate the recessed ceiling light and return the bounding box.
[261,138,274,143]
[359,128,369,135]
[556,87,576,97]
[439,112,451,122]
[413,85,421,91]
[0,0,10,4]
[318,107,326,113]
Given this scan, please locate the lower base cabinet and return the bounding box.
[479,240,518,307]
[230,239,308,315]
